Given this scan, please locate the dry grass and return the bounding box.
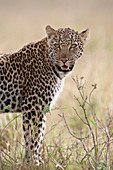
[0,0,113,169]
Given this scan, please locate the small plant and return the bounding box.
[60,76,113,170]
[43,105,50,114]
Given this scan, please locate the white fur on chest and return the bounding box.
[50,79,64,110]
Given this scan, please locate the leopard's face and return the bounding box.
[46,25,89,75]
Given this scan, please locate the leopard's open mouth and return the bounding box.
[61,65,69,70]
[56,64,74,73]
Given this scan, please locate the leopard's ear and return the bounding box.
[79,29,89,43]
[45,25,56,39]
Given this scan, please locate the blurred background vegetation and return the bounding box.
[0,0,113,169]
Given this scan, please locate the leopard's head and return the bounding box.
[46,25,89,76]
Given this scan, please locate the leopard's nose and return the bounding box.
[60,58,68,64]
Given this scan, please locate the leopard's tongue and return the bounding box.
[61,65,69,70]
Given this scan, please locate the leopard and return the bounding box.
[0,25,89,166]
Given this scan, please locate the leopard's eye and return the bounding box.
[54,43,60,49]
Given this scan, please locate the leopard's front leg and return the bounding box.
[22,109,46,166]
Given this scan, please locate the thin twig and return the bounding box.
[60,113,84,141]
[73,107,88,125]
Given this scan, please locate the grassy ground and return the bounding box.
[0,0,113,169]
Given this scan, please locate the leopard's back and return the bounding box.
[0,40,62,113]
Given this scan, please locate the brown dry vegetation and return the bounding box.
[0,0,113,169]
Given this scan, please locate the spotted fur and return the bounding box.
[0,25,89,165]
